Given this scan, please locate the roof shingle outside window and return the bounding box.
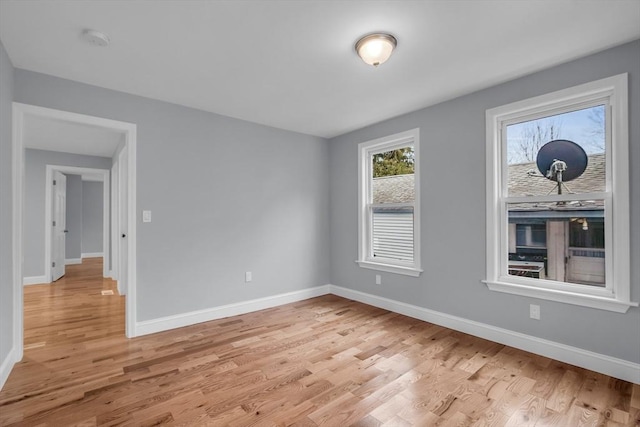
[508,153,605,196]
[372,174,414,204]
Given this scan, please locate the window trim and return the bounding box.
[484,74,636,313]
[357,128,422,277]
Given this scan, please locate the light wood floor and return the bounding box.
[1,259,638,426]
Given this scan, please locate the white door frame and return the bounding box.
[115,147,129,296]
[12,103,138,365]
[111,159,120,285]
[44,165,111,281]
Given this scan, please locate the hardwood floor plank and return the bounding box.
[546,369,584,413]
[1,258,637,426]
[503,394,546,426]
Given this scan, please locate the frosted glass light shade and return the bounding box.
[355,33,397,67]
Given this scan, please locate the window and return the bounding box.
[357,128,422,276]
[485,74,635,312]
[516,224,547,248]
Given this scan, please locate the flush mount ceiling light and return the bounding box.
[355,33,397,67]
[81,29,111,47]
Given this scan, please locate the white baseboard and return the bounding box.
[134,283,639,382]
[0,346,16,391]
[65,258,82,265]
[135,285,331,336]
[23,275,49,286]
[81,252,103,258]
[329,285,640,384]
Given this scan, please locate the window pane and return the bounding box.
[372,146,415,204]
[506,105,605,197]
[372,207,413,261]
[570,218,604,248]
[515,223,546,248]
[508,201,605,287]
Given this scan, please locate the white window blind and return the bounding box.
[372,210,414,261]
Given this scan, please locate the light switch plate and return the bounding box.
[142,210,152,223]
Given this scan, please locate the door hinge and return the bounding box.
[52,262,56,267]
[53,180,56,185]
[53,220,56,227]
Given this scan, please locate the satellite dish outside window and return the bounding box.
[536,139,588,194]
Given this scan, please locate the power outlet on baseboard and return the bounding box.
[530,304,541,320]
[245,271,252,283]
[375,274,382,285]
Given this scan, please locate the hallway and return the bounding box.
[23,258,124,350]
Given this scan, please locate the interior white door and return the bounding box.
[51,171,67,281]
[118,148,128,295]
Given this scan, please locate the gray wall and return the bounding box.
[0,41,15,375]
[65,174,82,260]
[81,181,103,255]
[329,40,640,364]
[23,149,111,278]
[15,71,331,321]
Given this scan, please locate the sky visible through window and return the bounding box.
[507,105,605,165]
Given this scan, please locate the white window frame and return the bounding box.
[484,74,636,313]
[357,128,422,277]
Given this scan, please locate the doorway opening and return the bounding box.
[43,165,111,283]
[12,103,138,365]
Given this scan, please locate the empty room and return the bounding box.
[0,1,639,426]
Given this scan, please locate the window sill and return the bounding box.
[483,279,637,313]
[356,260,423,277]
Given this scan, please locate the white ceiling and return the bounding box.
[1,0,639,139]
[23,114,124,158]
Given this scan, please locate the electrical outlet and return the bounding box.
[529,304,540,320]
[245,271,252,283]
[375,274,382,285]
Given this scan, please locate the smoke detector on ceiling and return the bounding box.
[81,29,110,47]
